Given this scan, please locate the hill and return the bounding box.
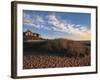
[23,39,90,58]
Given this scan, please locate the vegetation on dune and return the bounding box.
[24,39,90,58]
[23,54,90,69]
[23,39,91,69]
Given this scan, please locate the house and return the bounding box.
[23,30,40,37]
[23,30,41,41]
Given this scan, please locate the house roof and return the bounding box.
[23,30,40,35]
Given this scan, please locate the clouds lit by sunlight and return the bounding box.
[23,12,91,41]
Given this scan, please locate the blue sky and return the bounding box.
[23,10,91,41]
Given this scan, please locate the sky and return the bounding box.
[23,10,91,41]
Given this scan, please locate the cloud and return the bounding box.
[47,14,68,30]
[67,32,91,41]
[23,13,31,19]
[23,13,45,29]
[23,13,91,40]
[47,14,91,40]
[33,16,44,25]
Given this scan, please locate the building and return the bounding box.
[23,30,42,41]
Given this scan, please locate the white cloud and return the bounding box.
[23,13,31,19]
[23,13,45,29]
[33,16,44,25]
[47,14,91,40]
[23,13,91,41]
[24,18,33,24]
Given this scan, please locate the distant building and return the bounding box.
[24,30,40,37]
[23,30,42,41]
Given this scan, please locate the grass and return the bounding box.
[23,54,90,69]
[23,39,91,69]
